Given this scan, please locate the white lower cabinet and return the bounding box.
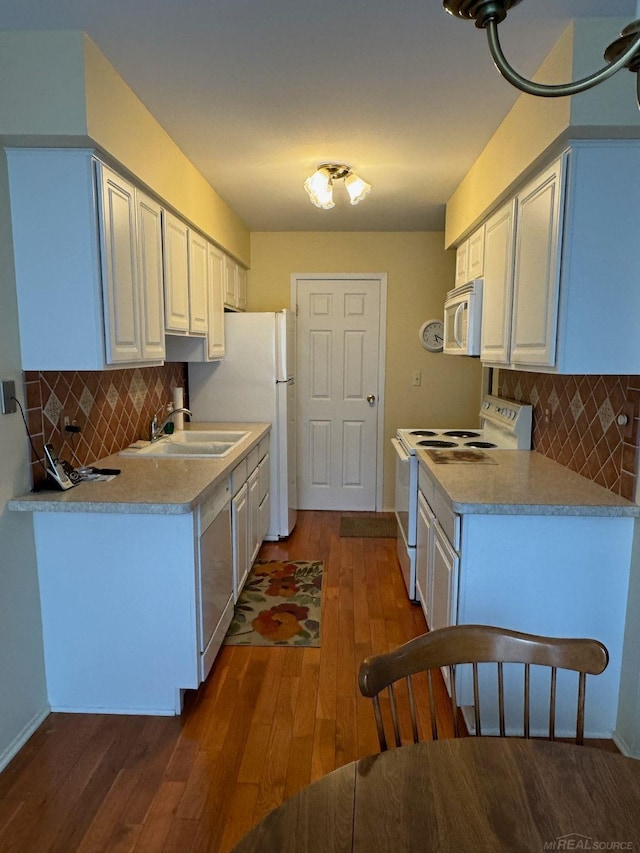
[416,459,634,739]
[416,482,459,693]
[231,437,271,600]
[232,480,249,602]
[30,492,234,716]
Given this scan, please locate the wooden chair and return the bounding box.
[358,624,609,751]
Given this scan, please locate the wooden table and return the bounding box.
[232,738,640,852]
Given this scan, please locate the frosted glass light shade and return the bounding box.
[304,168,335,209]
[345,172,372,205]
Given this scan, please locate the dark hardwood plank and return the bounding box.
[6,509,603,853]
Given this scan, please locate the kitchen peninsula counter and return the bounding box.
[9,422,270,515]
[417,449,640,517]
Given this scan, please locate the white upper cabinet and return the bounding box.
[136,191,166,362]
[98,164,141,364]
[188,229,209,335]
[223,253,247,311]
[478,141,640,374]
[7,149,165,370]
[454,224,484,287]
[510,157,564,367]
[163,211,209,336]
[480,200,516,365]
[207,243,226,360]
[163,211,190,333]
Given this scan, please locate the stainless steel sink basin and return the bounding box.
[120,430,250,459]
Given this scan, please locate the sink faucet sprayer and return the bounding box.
[149,406,193,442]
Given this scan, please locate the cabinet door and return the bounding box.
[467,226,485,280]
[237,266,247,311]
[98,164,141,364]
[511,157,565,366]
[188,229,208,335]
[454,241,469,288]
[163,211,190,332]
[480,200,515,364]
[431,523,459,633]
[223,254,238,307]
[232,483,249,601]
[207,243,226,359]
[248,467,261,565]
[136,191,166,361]
[416,491,435,627]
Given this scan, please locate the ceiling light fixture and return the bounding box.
[304,163,372,209]
[443,0,640,108]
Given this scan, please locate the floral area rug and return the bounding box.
[223,560,324,647]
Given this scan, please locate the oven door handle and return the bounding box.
[392,437,410,462]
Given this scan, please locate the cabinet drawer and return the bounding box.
[199,480,230,532]
[230,458,247,495]
[247,446,259,473]
[259,435,270,460]
[431,489,460,551]
[418,466,435,506]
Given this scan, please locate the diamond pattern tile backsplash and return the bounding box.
[498,372,640,501]
[23,364,186,488]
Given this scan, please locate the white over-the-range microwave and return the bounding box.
[443,278,482,356]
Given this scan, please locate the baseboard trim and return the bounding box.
[0,705,50,773]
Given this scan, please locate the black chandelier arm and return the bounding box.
[485,18,640,98]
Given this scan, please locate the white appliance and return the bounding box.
[189,310,297,539]
[443,279,483,356]
[392,396,532,600]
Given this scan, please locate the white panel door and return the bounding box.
[296,278,381,510]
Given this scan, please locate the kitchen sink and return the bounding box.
[120,430,250,459]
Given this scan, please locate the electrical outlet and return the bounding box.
[60,409,84,431]
[1,380,17,414]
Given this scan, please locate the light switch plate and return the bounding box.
[1,380,17,414]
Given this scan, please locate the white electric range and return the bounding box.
[392,396,532,600]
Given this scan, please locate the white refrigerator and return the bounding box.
[188,310,297,539]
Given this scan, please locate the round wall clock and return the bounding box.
[419,319,444,352]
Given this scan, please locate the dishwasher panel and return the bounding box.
[198,483,234,681]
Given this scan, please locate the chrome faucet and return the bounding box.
[149,406,193,442]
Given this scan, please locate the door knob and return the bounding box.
[367,394,376,404]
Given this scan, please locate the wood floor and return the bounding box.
[0,510,439,853]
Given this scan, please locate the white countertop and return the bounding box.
[417,449,640,517]
[8,422,271,515]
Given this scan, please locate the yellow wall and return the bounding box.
[83,36,250,265]
[445,18,639,246]
[249,232,484,509]
[0,31,250,266]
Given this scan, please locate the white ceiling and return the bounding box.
[0,1,636,232]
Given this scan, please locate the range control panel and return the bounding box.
[480,395,532,446]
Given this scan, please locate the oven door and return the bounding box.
[392,437,418,600]
[392,438,417,547]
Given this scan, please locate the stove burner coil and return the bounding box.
[418,439,458,448]
[409,430,438,436]
[464,441,498,449]
[443,430,482,438]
